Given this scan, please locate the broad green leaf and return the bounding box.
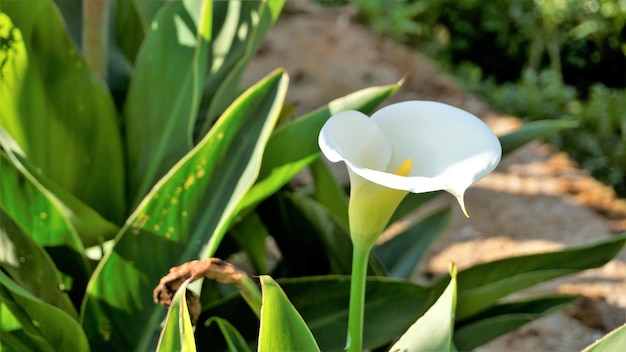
[204,317,251,352]
[499,119,577,155]
[0,271,89,352]
[0,4,126,223]
[390,265,457,352]
[239,82,402,212]
[198,276,433,351]
[374,207,450,279]
[81,69,288,351]
[583,322,626,352]
[310,157,349,229]
[0,214,89,352]
[0,152,91,300]
[258,276,320,352]
[156,278,196,352]
[0,210,76,317]
[124,0,213,205]
[447,233,626,320]
[454,295,578,350]
[196,0,286,139]
[0,133,120,248]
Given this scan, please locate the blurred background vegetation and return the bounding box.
[324,0,626,197]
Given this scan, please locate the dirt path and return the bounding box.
[244,2,626,350]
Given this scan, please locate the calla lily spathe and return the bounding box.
[318,100,501,250]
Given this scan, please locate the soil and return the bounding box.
[243,2,626,350]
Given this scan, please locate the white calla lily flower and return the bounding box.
[318,100,501,250]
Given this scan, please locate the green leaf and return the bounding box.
[196,0,286,138]
[448,233,626,320]
[240,82,402,211]
[499,119,578,156]
[81,69,288,351]
[583,322,626,352]
[454,295,578,350]
[374,207,451,279]
[0,134,120,249]
[204,317,251,352]
[228,212,269,274]
[0,4,126,223]
[123,0,213,205]
[310,157,349,229]
[0,213,89,352]
[156,278,197,352]
[198,276,433,351]
[258,276,321,352]
[257,191,356,276]
[0,210,76,317]
[0,152,92,301]
[390,264,457,352]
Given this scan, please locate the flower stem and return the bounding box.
[346,246,370,352]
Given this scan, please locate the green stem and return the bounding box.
[346,246,370,352]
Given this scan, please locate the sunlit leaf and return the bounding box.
[0,5,126,223]
[156,278,196,352]
[390,264,457,352]
[123,0,213,205]
[198,276,433,351]
[258,276,320,352]
[0,152,92,301]
[81,69,288,351]
[582,322,626,352]
[197,0,286,138]
[0,137,120,250]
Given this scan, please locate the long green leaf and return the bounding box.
[0,272,89,352]
[499,119,577,155]
[81,69,288,351]
[196,0,286,139]
[0,213,88,352]
[454,295,578,350]
[239,82,402,211]
[0,152,92,302]
[198,276,433,351]
[310,157,350,229]
[583,322,626,352]
[0,3,126,223]
[448,233,626,320]
[258,276,320,352]
[0,210,76,317]
[123,0,213,205]
[156,278,196,352]
[390,265,457,352]
[374,207,451,279]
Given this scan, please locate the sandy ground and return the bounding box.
[243,2,626,350]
